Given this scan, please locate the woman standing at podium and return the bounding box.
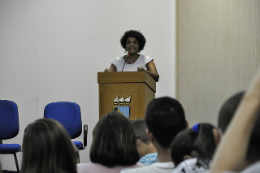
[104,30,159,82]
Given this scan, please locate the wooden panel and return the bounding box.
[177,0,260,126]
[99,83,154,120]
[144,84,156,113]
[98,72,156,92]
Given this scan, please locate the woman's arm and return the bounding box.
[210,69,260,173]
[104,64,117,72]
[138,61,159,82]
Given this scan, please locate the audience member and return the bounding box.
[77,111,144,173]
[218,91,260,168]
[171,123,220,173]
[121,96,187,173]
[21,118,77,173]
[132,119,157,165]
[210,68,260,172]
[213,91,260,172]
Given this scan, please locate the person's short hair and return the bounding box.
[171,129,197,166]
[21,118,77,173]
[218,91,260,162]
[145,97,187,148]
[171,123,217,167]
[120,30,146,52]
[132,119,150,144]
[90,111,139,167]
[218,91,244,133]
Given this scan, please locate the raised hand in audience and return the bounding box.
[210,68,260,173]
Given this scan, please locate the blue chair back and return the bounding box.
[0,100,19,139]
[44,102,82,139]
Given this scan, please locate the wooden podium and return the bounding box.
[97,72,156,120]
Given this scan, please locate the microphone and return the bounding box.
[122,54,129,71]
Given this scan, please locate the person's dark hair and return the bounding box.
[171,129,197,166]
[171,123,217,168]
[21,118,77,173]
[145,97,186,148]
[194,123,216,161]
[218,91,244,133]
[218,91,260,163]
[120,30,146,52]
[90,111,139,167]
[132,119,150,144]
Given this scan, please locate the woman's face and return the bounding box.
[126,37,139,54]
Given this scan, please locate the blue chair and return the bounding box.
[0,100,21,172]
[44,102,88,158]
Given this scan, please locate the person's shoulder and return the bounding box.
[139,153,158,165]
[182,158,198,165]
[171,159,193,173]
[139,54,151,59]
[121,166,153,173]
[172,158,210,173]
[116,55,124,60]
[241,161,260,173]
[77,162,97,173]
[139,54,153,63]
[112,56,125,65]
[77,162,100,168]
[77,162,92,168]
[122,162,174,173]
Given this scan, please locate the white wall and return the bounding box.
[0,0,176,170]
[177,0,260,127]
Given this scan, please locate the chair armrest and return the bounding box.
[83,124,88,147]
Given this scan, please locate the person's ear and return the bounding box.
[136,139,141,146]
[213,128,221,145]
[183,155,192,160]
[186,120,189,128]
[146,129,154,141]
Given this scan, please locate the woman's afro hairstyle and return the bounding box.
[120,30,146,52]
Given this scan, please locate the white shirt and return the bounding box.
[77,162,144,173]
[112,54,153,72]
[172,158,209,173]
[120,162,175,173]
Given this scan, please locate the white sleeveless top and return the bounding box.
[112,54,153,72]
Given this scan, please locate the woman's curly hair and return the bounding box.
[120,30,146,52]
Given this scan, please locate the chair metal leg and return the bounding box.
[14,153,20,173]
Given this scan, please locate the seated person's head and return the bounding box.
[21,118,77,173]
[132,119,156,157]
[218,91,260,163]
[145,97,187,149]
[171,123,220,167]
[90,111,139,167]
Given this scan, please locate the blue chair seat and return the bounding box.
[0,144,21,154]
[73,141,83,149]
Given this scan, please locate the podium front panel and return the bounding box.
[99,83,155,120]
